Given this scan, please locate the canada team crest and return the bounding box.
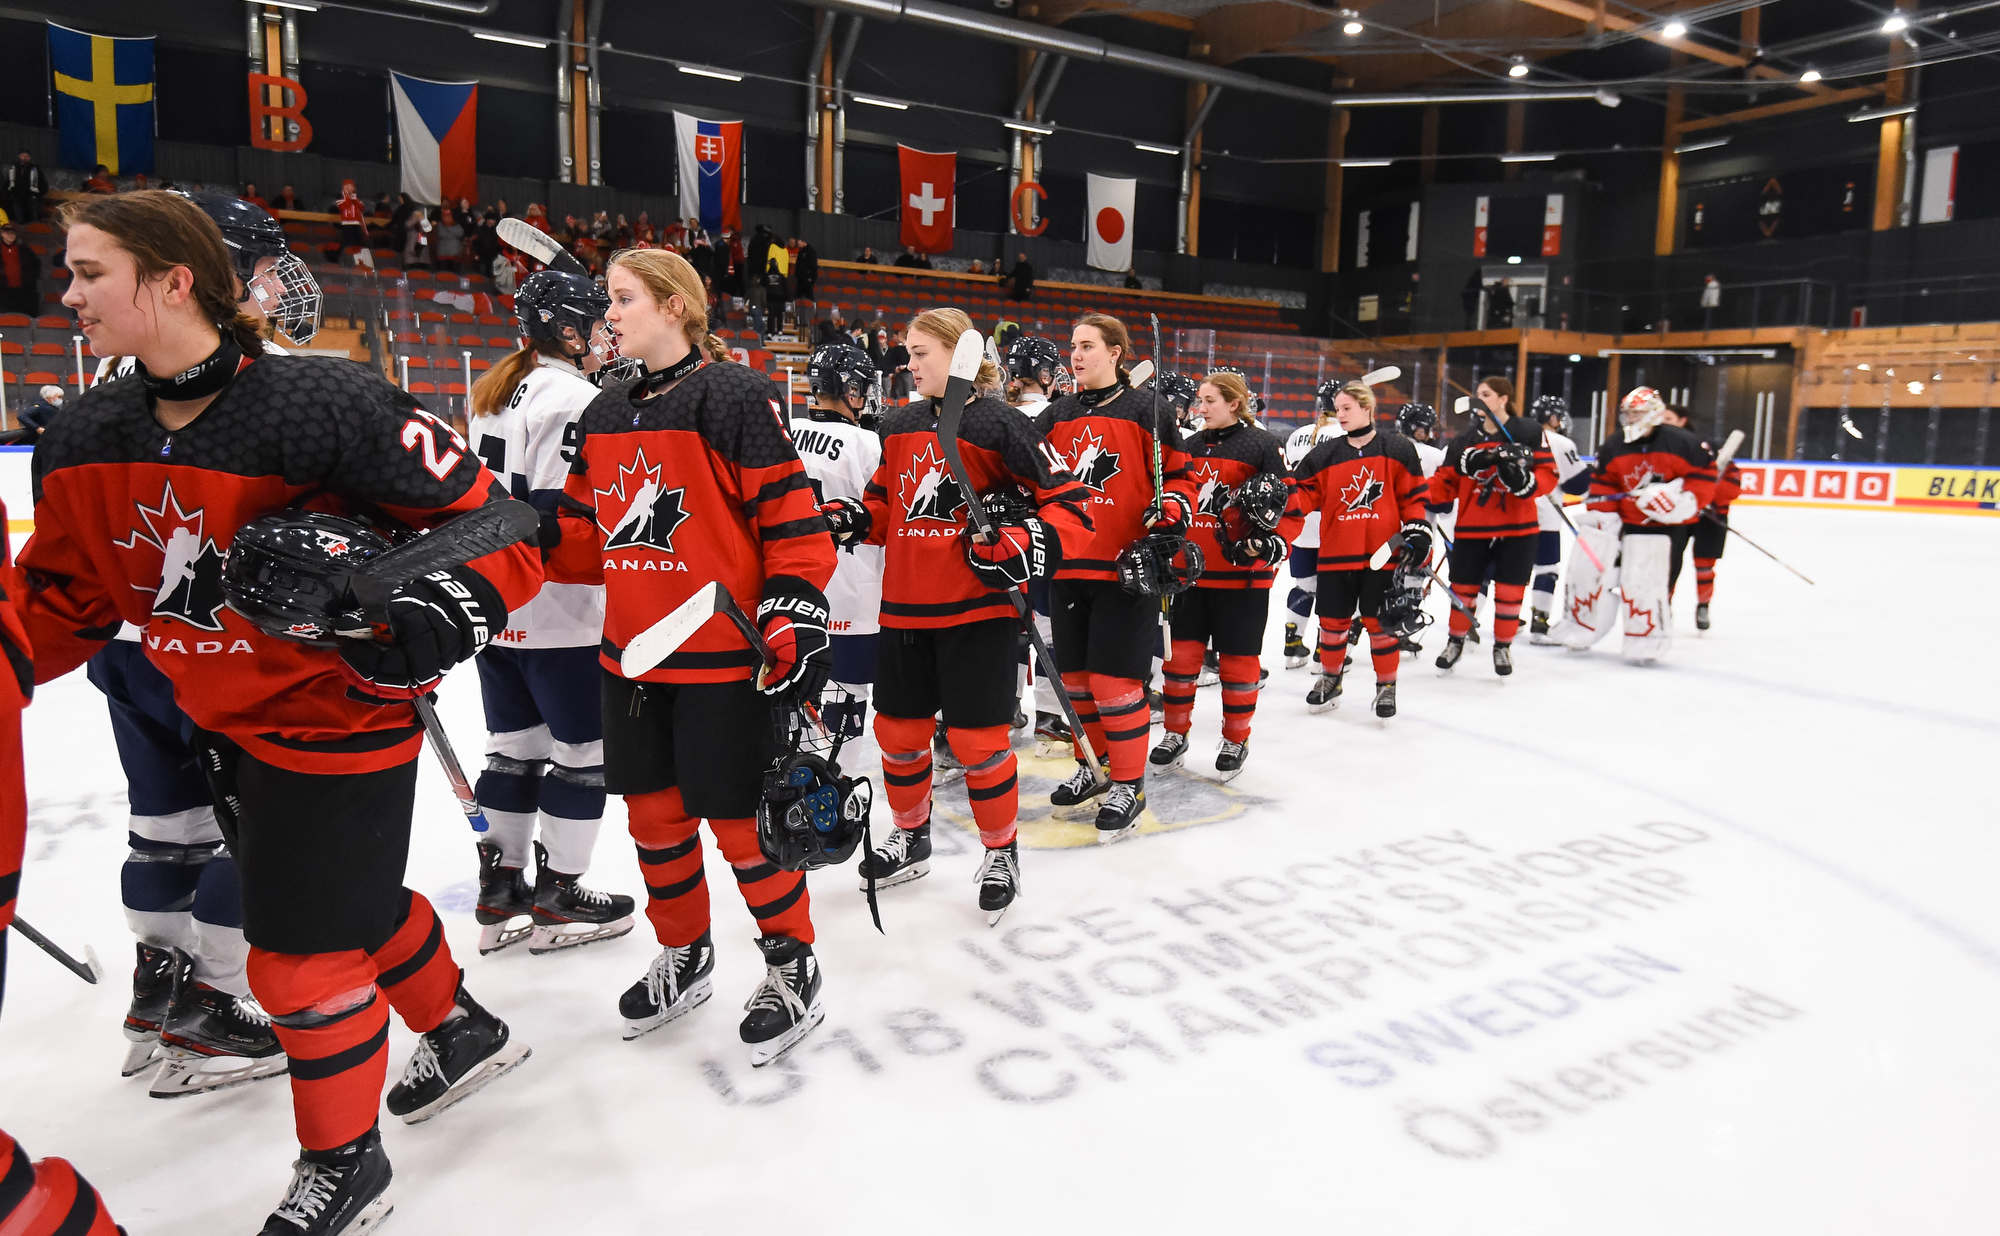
[596,448,692,552]
[1339,471,1384,514]
[1068,428,1121,492]
[1191,461,1227,520]
[116,482,228,632]
[900,443,967,522]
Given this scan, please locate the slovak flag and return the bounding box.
[675,111,742,235]
[1086,173,1136,272]
[390,71,477,205]
[898,145,956,254]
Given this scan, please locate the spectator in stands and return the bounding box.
[492,197,509,219]
[856,245,878,264]
[722,228,747,298]
[633,212,656,247]
[883,326,911,400]
[1701,273,1721,329]
[1486,278,1514,328]
[10,385,64,442]
[525,202,552,234]
[745,224,776,288]
[969,259,987,275]
[1462,269,1483,328]
[241,182,268,209]
[433,205,465,273]
[457,195,474,222]
[6,150,46,224]
[84,164,115,194]
[793,236,818,301]
[0,222,38,317]
[893,245,929,269]
[1123,270,1141,290]
[763,257,789,337]
[813,305,849,347]
[330,180,369,264]
[490,249,519,294]
[402,206,433,268]
[1007,251,1035,302]
[271,184,300,211]
[993,318,1021,354]
[471,211,500,271]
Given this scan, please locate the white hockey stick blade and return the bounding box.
[950,329,985,381]
[1367,536,1398,571]
[1839,412,1865,439]
[1714,427,1746,470]
[619,582,723,679]
[1454,395,1472,415]
[1128,359,1155,387]
[496,217,587,277]
[1361,365,1401,386]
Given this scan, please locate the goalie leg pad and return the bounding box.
[1550,520,1621,649]
[1618,532,1673,664]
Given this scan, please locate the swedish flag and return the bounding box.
[48,22,155,175]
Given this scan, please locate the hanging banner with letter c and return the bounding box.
[1012,180,1048,236]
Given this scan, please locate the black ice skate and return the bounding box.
[1493,644,1514,677]
[1436,636,1465,671]
[1094,780,1145,844]
[620,932,716,1040]
[1306,672,1343,713]
[1033,711,1074,759]
[257,1126,393,1236]
[1214,740,1249,783]
[1050,757,1111,820]
[1197,649,1220,687]
[473,840,535,955]
[123,942,186,1077]
[1283,622,1310,670]
[856,820,931,890]
[975,840,1021,925]
[1529,609,1555,643]
[1374,683,1397,719]
[1696,602,1711,630]
[528,841,635,954]
[1148,688,1165,725]
[152,983,288,1098]
[385,981,530,1124]
[932,720,966,785]
[1150,731,1189,770]
[740,935,824,1067]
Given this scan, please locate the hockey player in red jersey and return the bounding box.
[1550,386,1718,662]
[1151,371,1295,779]
[1289,381,1430,719]
[820,307,1091,918]
[1427,375,1557,677]
[1659,406,1742,630]
[548,247,837,1065]
[13,191,540,1234]
[1034,313,1200,839]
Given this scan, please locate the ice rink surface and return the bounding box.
[3,505,1997,1235]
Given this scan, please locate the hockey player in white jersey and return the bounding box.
[465,268,635,955]
[796,341,886,742]
[1004,336,1072,752]
[1281,381,1345,668]
[1524,394,1593,641]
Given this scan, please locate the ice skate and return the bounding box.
[1493,644,1514,677]
[257,1126,392,1235]
[1528,609,1556,644]
[385,981,530,1124]
[527,841,635,954]
[1147,688,1165,725]
[151,983,288,1098]
[1306,672,1343,713]
[1033,711,1074,759]
[1435,636,1465,672]
[1283,622,1310,670]
[1149,731,1188,770]
[1049,757,1111,820]
[1214,739,1249,782]
[122,942,186,1077]
[1094,780,1145,844]
[975,840,1021,925]
[1374,682,1397,719]
[473,840,535,955]
[620,932,716,1040]
[1696,602,1711,630]
[856,820,931,890]
[741,935,824,1067]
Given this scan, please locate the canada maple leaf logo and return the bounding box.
[1571,586,1603,631]
[1069,428,1121,492]
[115,482,227,632]
[1339,471,1384,514]
[595,447,691,552]
[900,443,966,523]
[1623,595,1658,636]
[1191,461,1226,518]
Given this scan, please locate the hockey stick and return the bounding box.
[413,695,490,834]
[937,329,1105,778]
[1361,365,1401,387]
[1128,359,1155,388]
[9,916,103,984]
[1702,512,1816,585]
[620,582,726,679]
[496,217,588,278]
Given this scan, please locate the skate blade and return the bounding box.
[623,976,715,1041]
[340,1192,394,1234]
[747,999,826,1068]
[1307,699,1339,714]
[1149,751,1186,772]
[1284,657,1309,671]
[857,861,928,892]
[399,1040,531,1125]
[1033,737,1074,759]
[985,904,1013,927]
[1049,790,1111,821]
[1211,765,1244,784]
[527,916,635,955]
[148,1049,289,1099]
[478,918,535,956]
[1095,823,1141,846]
[121,1036,162,1078]
[1196,674,1219,688]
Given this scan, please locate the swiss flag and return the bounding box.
[899,145,956,254]
[1086,173,1136,272]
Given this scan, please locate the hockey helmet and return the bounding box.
[1006,335,1072,396]
[177,189,322,345]
[1156,372,1201,425]
[1528,393,1570,433]
[1397,401,1438,439]
[1220,471,1290,546]
[221,510,395,646]
[757,747,874,873]
[514,268,611,357]
[1375,566,1433,641]
[588,320,645,384]
[806,341,881,422]
[1618,386,1669,443]
[1314,378,1344,417]
[1115,532,1204,598]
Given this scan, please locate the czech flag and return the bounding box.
[48,22,155,175]
[675,111,742,235]
[391,71,477,206]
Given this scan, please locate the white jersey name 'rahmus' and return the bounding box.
[791,411,885,635]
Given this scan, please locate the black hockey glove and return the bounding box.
[1144,491,1192,535]
[339,566,505,703]
[819,496,871,547]
[1219,532,1287,568]
[1495,444,1537,497]
[964,516,1060,590]
[1397,521,1433,568]
[755,579,832,699]
[1460,444,1501,476]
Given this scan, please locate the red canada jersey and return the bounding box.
[1586,425,1718,526]
[1291,430,1427,570]
[1713,461,1743,510]
[12,356,542,774]
[0,498,30,938]
[861,394,1091,629]
[1182,420,1297,591]
[1034,386,1200,581]
[337,197,365,226]
[1428,418,1558,538]
[552,362,835,684]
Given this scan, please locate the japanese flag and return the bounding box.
[1086,173,1136,272]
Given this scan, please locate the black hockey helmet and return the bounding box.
[1006,335,1072,395]
[1315,378,1344,417]
[221,510,395,646]
[757,747,874,872]
[807,341,881,421]
[1115,533,1204,598]
[1528,393,1570,433]
[176,189,322,344]
[514,268,611,354]
[1220,471,1290,546]
[1397,401,1438,439]
[1375,566,1434,640]
[1156,372,1200,419]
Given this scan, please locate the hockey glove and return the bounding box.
[1632,479,1697,524]
[1218,532,1286,568]
[1460,444,1502,476]
[1397,521,1434,567]
[819,496,871,546]
[1144,491,1192,535]
[755,581,832,699]
[964,517,1059,590]
[1495,445,1537,497]
[338,566,505,703]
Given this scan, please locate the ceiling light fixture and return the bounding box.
[1800,68,1823,83]
[1907,379,1924,394]
[1506,255,1523,265]
[677,64,744,82]
[1849,102,1918,123]
[1004,119,1055,135]
[1662,21,1688,39]
[1339,158,1393,168]
[251,0,321,10]
[1568,353,1583,363]
[473,30,550,48]
[1674,136,1732,154]
[1882,14,1909,35]
[1133,141,1181,155]
[1508,60,1530,78]
[1500,152,1557,163]
[851,94,909,110]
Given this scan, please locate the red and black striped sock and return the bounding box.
[1316,616,1353,677]
[948,724,1020,847]
[627,787,710,948]
[1217,653,1262,743]
[1062,671,1109,764]
[1364,618,1400,683]
[371,890,459,1034]
[1449,583,1481,636]
[1089,673,1149,783]
[873,712,935,831]
[1493,582,1526,645]
[0,1129,122,1235]
[1161,639,1203,735]
[249,947,389,1152]
[715,816,814,944]
[1695,557,1717,604]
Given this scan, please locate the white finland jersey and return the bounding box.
[1013,395,1048,420]
[1413,439,1445,479]
[1537,427,1587,532]
[791,410,884,636]
[468,354,605,649]
[1284,419,1340,550]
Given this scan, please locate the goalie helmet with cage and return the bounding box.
[514,268,611,360]
[220,509,396,645]
[177,189,322,345]
[1375,566,1433,641]
[1116,532,1204,598]
[807,341,881,425]
[1528,393,1570,434]
[1005,335,1072,395]
[757,706,874,873]
[1619,386,1670,443]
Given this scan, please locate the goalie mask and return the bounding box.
[514,269,611,362]
[1619,386,1669,443]
[1115,533,1204,598]
[806,342,881,425]
[1005,335,1072,396]
[221,510,395,645]
[178,189,323,345]
[1528,393,1570,434]
[1220,471,1289,546]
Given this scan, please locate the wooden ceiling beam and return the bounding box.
[1195,2,1338,66]
[1675,83,1883,134]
